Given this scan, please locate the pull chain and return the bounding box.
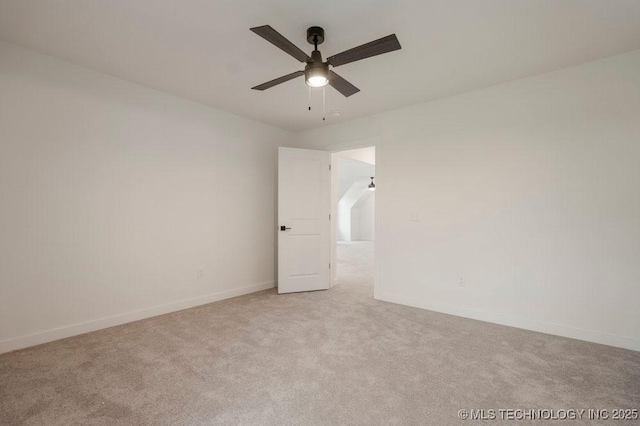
[322,86,326,121]
[308,86,311,111]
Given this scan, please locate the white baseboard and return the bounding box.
[377,292,640,352]
[0,281,276,354]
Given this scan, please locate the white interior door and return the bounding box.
[278,147,331,294]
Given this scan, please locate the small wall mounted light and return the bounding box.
[368,177,376,191]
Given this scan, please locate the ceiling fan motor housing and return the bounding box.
[305,50,329,86]
[307,26,325,45]
[306,27,328,83]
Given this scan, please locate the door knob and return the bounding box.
[280,226,291,231]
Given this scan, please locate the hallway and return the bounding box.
[335,241,374,297]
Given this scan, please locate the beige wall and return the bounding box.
[2,38,639,353]
[0,41,294,353]
[295,50,640,351]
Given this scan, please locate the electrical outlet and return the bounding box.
[459,277,465,287]
[410,212,420,221]
[197,268,204,279]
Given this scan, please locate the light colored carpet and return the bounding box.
[1,241,639,425]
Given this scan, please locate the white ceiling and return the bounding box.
[1,1,639,132]
[336,147,376,165]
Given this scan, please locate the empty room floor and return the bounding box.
[1,243,639,425]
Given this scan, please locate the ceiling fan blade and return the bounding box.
[327,34,401,67]
[252,70,304,91]
[250,25,311,63]
[329,71,360,97]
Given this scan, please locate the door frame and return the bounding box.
[328,136,382,300]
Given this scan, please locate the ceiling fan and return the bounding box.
[250,25,401,98]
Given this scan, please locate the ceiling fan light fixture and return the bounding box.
[306,75,328,87]
[305,65,329,87]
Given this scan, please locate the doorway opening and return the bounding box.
[331,146,375,295]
